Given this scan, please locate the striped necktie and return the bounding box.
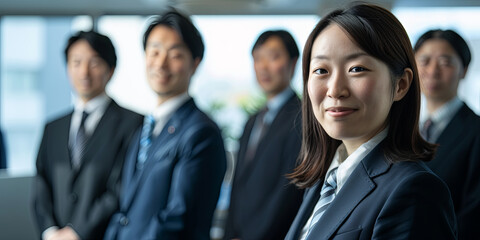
[305,167,338,239]
[72,111,89,168]
[421,118,434,142]
[137,115,155,168]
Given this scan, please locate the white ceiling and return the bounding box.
[0,0,479,16]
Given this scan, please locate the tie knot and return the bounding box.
[262,106,269,113]
[258,106,269,123]
[325,167,338,189]
[141,115,155,138]
[423,118,433,129]
[145,115,155,126]
[81,111,89,124]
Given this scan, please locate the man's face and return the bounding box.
[253,36,296,98]
[67,39,113,103]
[145,25,200,104]
[415,39,466,105]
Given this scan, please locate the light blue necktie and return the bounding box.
[137,115,155,167]
[305,167,338,239]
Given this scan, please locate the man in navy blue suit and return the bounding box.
[104,10,227,240]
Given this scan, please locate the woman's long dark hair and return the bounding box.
[289,3,437,189]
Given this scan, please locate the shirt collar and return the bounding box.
[328,126,388,192]
[74,93,110,114]
[430,97,462,124]
[264,87,295,124]
[152,92,190,122]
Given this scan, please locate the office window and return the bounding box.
[0,16,91,173]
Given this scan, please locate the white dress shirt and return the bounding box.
[69,93,111,151]
[151,93,191,137]
[299,127,388,240]
[420,97,463,142]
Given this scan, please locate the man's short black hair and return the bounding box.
[143,9,205,61]
[414,29,471,69]
[251,30,299,60]
[64,30,117,69]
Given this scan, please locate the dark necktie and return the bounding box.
[137,115,155,169]
[72,111,89,168]
[421,118,434,142]
[304,167,338,239]
[245,107,269,162]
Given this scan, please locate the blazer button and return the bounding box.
[119,216,129,226]
[70,193,78,202]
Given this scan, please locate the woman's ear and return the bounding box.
[393,68,413,101]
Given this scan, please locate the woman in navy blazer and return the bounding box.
[286,3,457,239]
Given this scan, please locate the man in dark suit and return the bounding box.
[415,29,480,239]
[104,10,226,240]
[224,30,303,240]
[33,31,143,240]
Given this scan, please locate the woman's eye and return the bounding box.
[313,68,328,74]
[350,66,367,72]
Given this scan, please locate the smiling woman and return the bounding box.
[285,3,457,240]
[307,25,401,154]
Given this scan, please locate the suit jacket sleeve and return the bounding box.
[372,171,457,239]
[147,123,226,239]
[32,124,57,233]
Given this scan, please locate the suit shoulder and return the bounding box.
[387,160,447,188]
[110,102,143,122]
[458,104,480,125]
[186,107,220,130]
[390,160,432,174]
[44,111,72,128]
[118,107,143,121]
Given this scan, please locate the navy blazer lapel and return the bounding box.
[144,98,195,164]
[308,144,390,239]
[121,99,196,210]
[285,182,322,240]
[121,127,142,209]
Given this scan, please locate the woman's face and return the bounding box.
[415,39,465,105]
[307,24,397,154]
